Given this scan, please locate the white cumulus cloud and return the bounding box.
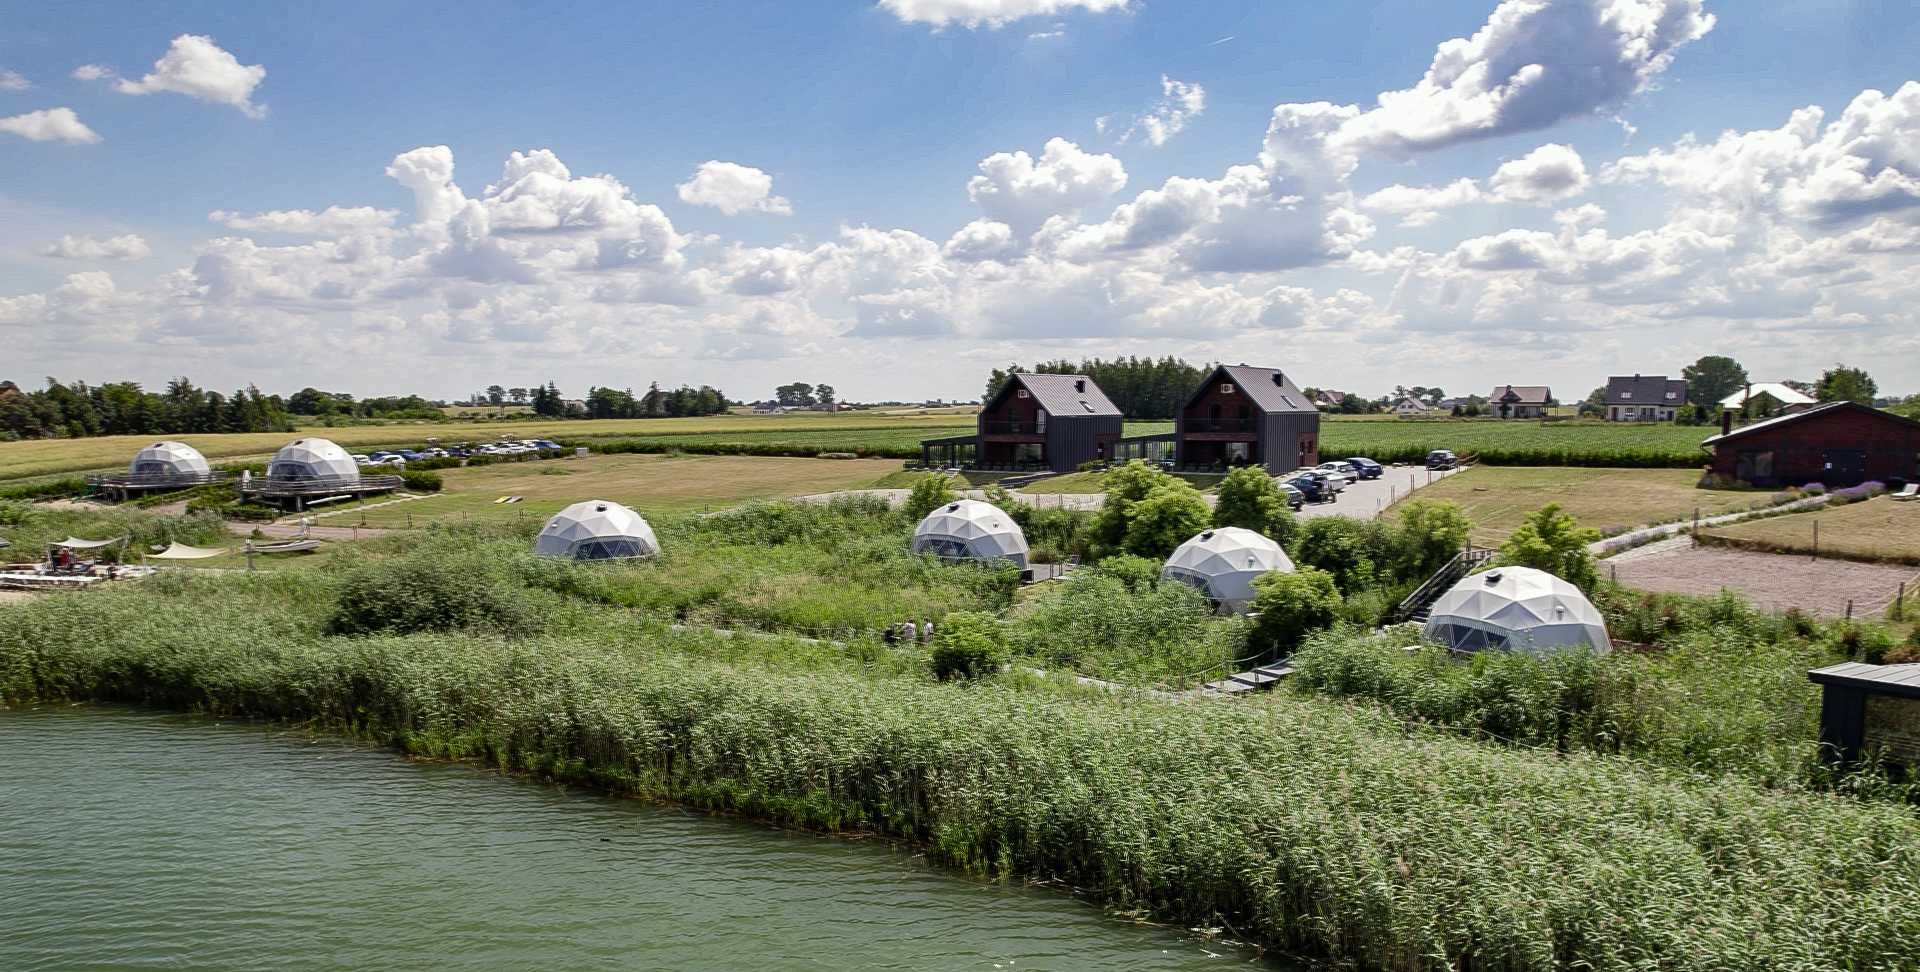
[676,161,794,215]
[1488,142,1591,203]
[41,234,152,261]
[879,0,1129,30]
[1336,0,1714,159]
[85,34,267,118]
[967,137,1127,233]
[1117,75,1206,147]
[0,107,100,144]
[210,207,400,235]
[0,69,30,91]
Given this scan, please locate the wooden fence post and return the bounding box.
[1812,521,1819,561]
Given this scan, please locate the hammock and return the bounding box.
[53,536,126,549]
[148,542,232,561]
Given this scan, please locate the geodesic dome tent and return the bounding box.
[266,437,359,485]
[911,500,1029,569]
[128,440,211,481]
[1161,527,1294,612]
[1423,566,1610,655]
[535,500,659,561]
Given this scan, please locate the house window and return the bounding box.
[1665,391,1677,400]
[1221,383,1235,394]
[1016,389,1029,399]
[1080,401,1095,413]
[1620,391,1633,399]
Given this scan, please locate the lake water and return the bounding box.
[0,707,1266,970]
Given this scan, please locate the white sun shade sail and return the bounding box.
[1423,566,1610,655]
[535,500,660,561]
[267,437,360,485]
[1161,526,1293,612]
[128,440,212,480]
[147,542,232,560]
[53,536,126,549]
[911,499,1029,569]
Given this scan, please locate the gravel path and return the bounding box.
[1605,540,1918,619]
[1589,494,1832,557]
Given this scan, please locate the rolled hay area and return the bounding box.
[2,574,1919,969]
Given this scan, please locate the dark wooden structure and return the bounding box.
[239,473,405,511]
[85,470,228,502]
[1809,662,1920,765]
[921,373,1123,473]
[1174,365,1320,475]
[1702,401,1920,488]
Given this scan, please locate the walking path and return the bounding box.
[1588,494,1833,557]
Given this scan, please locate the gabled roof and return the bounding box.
[1188,364,1315,414]
[1606,375,1688,406]
[1395,397,1433,411]
[1718,382,1816,409]
[1489,384,1551,406]
[999,373,1121,417]
[1701,400,1920,447]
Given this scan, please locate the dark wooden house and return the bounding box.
[1702,401,1920,488]
[1809,662,1920,766]
[922,373,1123,472]
[1175,365,1320,475]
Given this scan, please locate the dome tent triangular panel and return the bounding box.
[1161,526,1293,612]
[535,500,660,561]
[911,499,1029,569]
[267,437,360,485]
[128,440,211,481]
[1422,566,1610,655]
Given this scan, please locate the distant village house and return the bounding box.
[1605,375,1688,422]
[1488,384,1551,419]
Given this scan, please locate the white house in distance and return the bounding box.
[1394,397,1434,418]
[1604,375,1688,422]
[1719,382,1816,418]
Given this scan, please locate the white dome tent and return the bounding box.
[1161,527,1293,612]
[267,437,360,485]
[128,441,212,482]
[535,500,660,561]
[911,500,1029,570]
[1422,566,1611,655]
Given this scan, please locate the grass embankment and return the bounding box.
[1387,466,1774,545]
[1320,418,1709,467]
[1701,496,1920,566]
[339,454,901,528]
[3,569,1919,969]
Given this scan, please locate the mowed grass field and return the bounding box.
[1702,496,1920,565]
[0,412,980,481]
[333,453,901,528]
[1390,466,1772,545]
[1320,418,1711,466]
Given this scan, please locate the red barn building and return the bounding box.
[1702,402,1920,488]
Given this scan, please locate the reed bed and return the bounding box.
[3,579,1919,969]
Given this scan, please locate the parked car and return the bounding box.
[1316,460,1358,480]
[533,440,563,451]
[1427,449,1459,470]
[1283,472,1333,503]
[1276,481,1306,511]
[1344,457,1383,479]
[1309,465,1350,492]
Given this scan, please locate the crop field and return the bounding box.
[334,454,901,528]
[1390,466,1775,545]
[1702,496,1920,565]
[1320,417,1710,467]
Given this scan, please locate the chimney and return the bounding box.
[1272,372,1285,386]
[1074,378,1086,393]
[1721,410,1733,437]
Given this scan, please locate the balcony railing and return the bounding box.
[981,420,1045,435]
[1182,418,1256,434]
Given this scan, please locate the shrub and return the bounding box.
[902,473,958,522]
[1497,503,1600,590]
[1248,567,1342,657]
[1005,572,1244,684]
[1289,517,1383,594]
[328,553,537,637]
[400,469,444,492]
[1212,466,1296,544]
[1394,499,1471,577]
[1120,483,1212,559]
[1090,553,1161,593]
[1090,460,1170,554]
[930,610,1006,680]
[0,499,33,526]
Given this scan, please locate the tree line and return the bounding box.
[0,377,294,441]
[984,356,1211,419]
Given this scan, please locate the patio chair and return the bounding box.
[1893,484,1919,502]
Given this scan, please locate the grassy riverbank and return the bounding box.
[4,560,1920,969]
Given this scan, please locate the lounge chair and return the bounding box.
[1893,484,1919,502]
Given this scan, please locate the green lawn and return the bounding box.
[1389,466,1776,545]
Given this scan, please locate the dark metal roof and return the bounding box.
[1606,375,1688,407]
[1004,373,1122,417]
[1489,384,1551,406]
[1701,400,1920,447]
[1809,662,1920,699]
[1191,364,1316,414]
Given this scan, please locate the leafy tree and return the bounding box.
[508,387,529,405]
[930,611,1007,680]
[1497,503,1600,590]
[486,385,507,408]
[1682,355,1749,409]
[1121,483,1212,560]
[902,473,958,523]
[1289,517,1381,594]
[816,383,836,406]
[1212,466,1297,546]
[1579,386,1607,417]
[1815,365,1877,405]
[1395,499,1472,578]
[1092,460,1172,553]
[1090,553,1162,593]
[1248,567,1343,657]
[775,382,817,407]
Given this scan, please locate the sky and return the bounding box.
[3,0,1918,404]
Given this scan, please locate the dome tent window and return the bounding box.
[1160,527,1293,614]
[910,500,1029,570]
[535,500,660,561]
[1422,566,1610,655]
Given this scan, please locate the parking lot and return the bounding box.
[1296,463,1461,521]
